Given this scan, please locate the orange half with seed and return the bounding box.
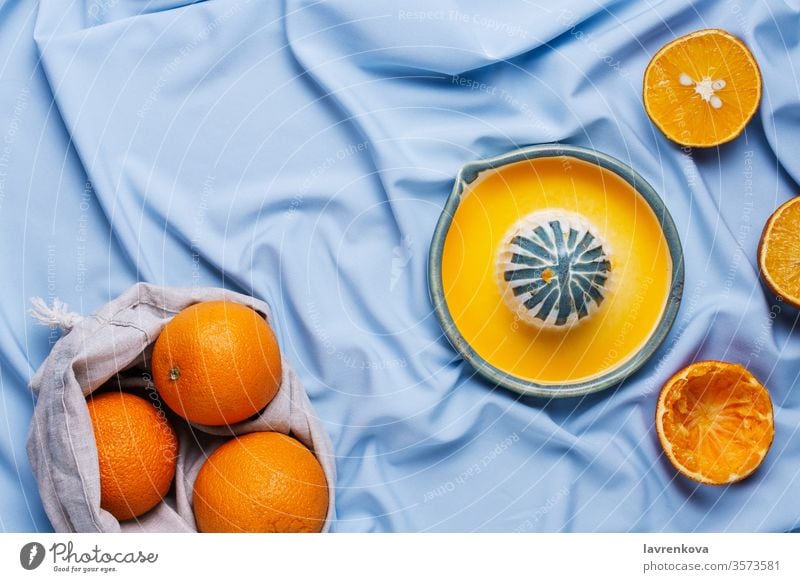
[643,29,762,147]
[656,360,773,485]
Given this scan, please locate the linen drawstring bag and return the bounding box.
[27,283,335,532]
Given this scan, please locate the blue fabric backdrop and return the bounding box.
[1,0,799,532]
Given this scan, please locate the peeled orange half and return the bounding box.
[656,361,773,485]
[643,29,761,147]
[758,197,800,307]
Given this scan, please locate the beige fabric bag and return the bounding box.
[27,283,335,532]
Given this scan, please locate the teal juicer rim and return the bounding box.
[427,144,685,398]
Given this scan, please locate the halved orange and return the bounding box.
[643,29,762,147]
[656,360,773,485]
[758,197,800,307]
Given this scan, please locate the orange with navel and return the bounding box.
[87,391,178,520]
[193,432,329,533]
[643,29,761,147]
[152,301,282,426]
[656,360,773,485]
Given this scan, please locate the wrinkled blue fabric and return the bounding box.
[2,0,800,532]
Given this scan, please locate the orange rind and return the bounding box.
[656,360,773,485]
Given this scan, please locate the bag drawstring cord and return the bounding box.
[29,297,83,332]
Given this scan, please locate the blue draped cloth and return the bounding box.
[1,0,799,532]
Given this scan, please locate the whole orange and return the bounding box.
[151,301,282,426]
[193,432,328,533]
[86,391,178,521]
